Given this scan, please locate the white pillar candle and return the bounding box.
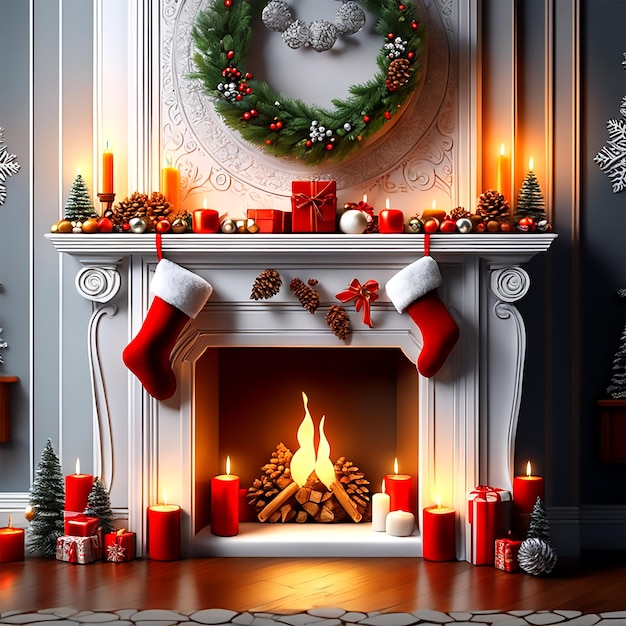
[385,510,415,537]
[371,491,390,532]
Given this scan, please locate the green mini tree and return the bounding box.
[607,288,626,399]
[515,170,546,222]
[84,477,115,534]
[518,497,557,576]
[27,439,65,557]
[64,172,96,222]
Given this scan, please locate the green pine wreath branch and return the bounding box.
[190,0,426,165]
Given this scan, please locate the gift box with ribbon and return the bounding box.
[291,180,336,233]
[494,536,522,572]
[467,485,512,565]
[64,514,100,537]
[56,534,101,564]
[104,529,136,563]
[247,209,292,233]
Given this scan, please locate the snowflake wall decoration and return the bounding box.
[0,127,21,206]
[593,53,626,193]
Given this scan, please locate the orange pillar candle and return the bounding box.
[147,492,181,561]
[102,142,114,194]
[211,456,240,537]
[0,516,25,562]
[385,458,412,513]
[161,155,181,212]
[513,461,545,514]
[422,502,456,561]
[496,143,511,199]
[64,458,94,513]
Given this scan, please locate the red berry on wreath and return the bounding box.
[242,111,251,121]
[245,72,253,79]
[408,51,415,60]
[250,109,258,117]
[411,20,419,29]
[306,140,313,148]
[384,111,391,120]
[227,50,235,60]
[399,4,406,10]
[388,33,395,39]
[363,115,371,123]
[326,143,334,151]
[224,0,232,6]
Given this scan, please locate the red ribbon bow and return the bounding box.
[335,278,379,328]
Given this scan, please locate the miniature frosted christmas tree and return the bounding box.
[515,162,546,222]
[64,172,96,222]
[517,497,557,576]
[27,439,65,557]
[84,477,115,534]
[607,288,626,399]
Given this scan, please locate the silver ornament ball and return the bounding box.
[456,217,473,233]
[339,209,368,234]
[129,217,148,234]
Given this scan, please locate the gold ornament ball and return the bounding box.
[220,218,236,234]
[171,218,188,234]
[24,505,35,522]
[405,216,423,233]
[81,218,99,234]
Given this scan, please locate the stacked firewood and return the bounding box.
[246,444,370,523]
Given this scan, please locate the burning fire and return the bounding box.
[290,392,317,487]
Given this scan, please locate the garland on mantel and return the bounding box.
[190,0,426,165]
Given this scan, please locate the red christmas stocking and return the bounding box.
[385,254,459,378]
[122,258,213,400]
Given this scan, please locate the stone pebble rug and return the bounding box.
[1,608,625,626]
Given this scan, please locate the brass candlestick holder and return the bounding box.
[97,192,116,213]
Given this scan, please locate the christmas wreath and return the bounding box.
[191,0,426,165]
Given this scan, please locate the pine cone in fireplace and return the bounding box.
[290,277,320,314]
[247,443,294,521]
[250,269,283,300]
[325,304,351,340]
[334,456,370,520]
[477,189,510,220]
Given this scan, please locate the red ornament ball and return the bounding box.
[97,217,113,233]
[423,218,440,233]
[517,217,536,232]
[439,218,457,233]
[156,219,171,233]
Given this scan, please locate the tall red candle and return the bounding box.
[65,458,93,513]
[385,458,412,513]
[513,461,545,514]
[211,456,240,537]
[422,504,456,561]
[0,516,25,562]
[147,493,181,561]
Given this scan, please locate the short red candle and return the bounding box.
[513,461,545,514]
[379,208,405,233]
[211,457,240,537]
[192,209,220,233]
[147,500,181,561]
[0,517,25,562]
[65,459,93,513]
[385,458,412,513]
[422,504,456,561]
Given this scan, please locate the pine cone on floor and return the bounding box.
[386,58,411,91]
[517,537,558,576]
[250,269,282,300]
[334,456,370,519]
[247,443,294,521]
[290,277,320,314]
[325,304,351,340]
[477,189,510,220]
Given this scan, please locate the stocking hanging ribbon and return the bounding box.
[335,278,379,328]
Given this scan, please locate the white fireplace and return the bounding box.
[47,231,556,560]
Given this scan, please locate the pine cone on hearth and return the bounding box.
[109,192,149,230]
[477,189,510,220]
[325,304,351,340]
[250,269,283,300]
[247,443,294,522]
[334,456,370,520]
[386,58,411,91]
[450,206,470,221]
[290,277,320,314]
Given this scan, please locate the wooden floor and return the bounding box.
[2,554,625,614]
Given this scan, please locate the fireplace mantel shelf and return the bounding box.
[46,232,557,260]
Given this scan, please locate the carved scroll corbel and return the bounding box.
[75,264,121,303]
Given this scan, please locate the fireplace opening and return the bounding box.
[192,346,420,555]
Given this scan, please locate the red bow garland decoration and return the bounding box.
[335,278,379,328]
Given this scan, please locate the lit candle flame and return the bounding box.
[436,497,441,509]
[381,479,386,494]
[226,455,231,476]
[203,198,208,210]
[314,416,336,490]
[393,457,399,475]
[75,458,81,475]
[528,157,534,171]
[290,392,316,487]
[431,200,436,210]
[8,514,13,528]
[500,143,506,157]
[362,194,367,204]
[385,198,390,210]
[526,461,532,477]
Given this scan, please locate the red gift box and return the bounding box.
[56,534,101,564]
[495,536,522,572]
[291,180,337,233]
[104,530,136,563]
[467,485,512,565]
[247,209,292,233]
[64,514,100,537]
